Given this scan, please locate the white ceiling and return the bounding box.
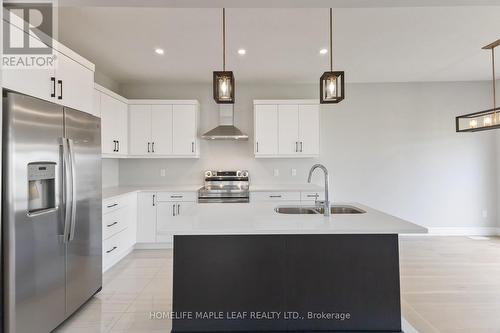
[58,6,500,84]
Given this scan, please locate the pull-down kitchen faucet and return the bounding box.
[307,164,330,216]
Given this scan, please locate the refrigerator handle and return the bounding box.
[61,137,71,243]
[68,139,77,241]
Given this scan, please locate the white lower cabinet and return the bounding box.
[251,190,324,203]
[136,192,157,243]
[102,193,136,272]
[251,191,301,201]
[156,201,196,243]
[156,192,196,243]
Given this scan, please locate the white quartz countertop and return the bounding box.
[102,185,201,199]
[163,202,427,235]
[102,186,427,234]
[102,184,323,200]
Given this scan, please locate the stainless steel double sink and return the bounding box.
[275,205,366,215]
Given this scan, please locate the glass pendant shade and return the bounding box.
[213,71,234,104]
[320,71,344,103]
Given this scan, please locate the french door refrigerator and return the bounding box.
[2,91,102,333]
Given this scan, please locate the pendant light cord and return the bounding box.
[329,8,333,72]
[492,48,496,109]
[222,8,226,71]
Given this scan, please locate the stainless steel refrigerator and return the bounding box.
[2,91,102,333]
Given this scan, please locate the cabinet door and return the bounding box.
[172,105,197,155]
[254,105,278,155]
[55,50,94,114]
[2,22,56,102]
[278,104,299,155]
[129,105,152,155]
[100,93,119,154]
[115,100,129,155]
[151,105,173,155]
[156,202,195,243]
[101,93,127,155]
[137,193,157,243]
[298,104,320,155]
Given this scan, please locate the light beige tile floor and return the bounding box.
[55,236,500,333]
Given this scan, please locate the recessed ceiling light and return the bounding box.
[319,48,328,55]
[237,49,246,55]
[155,48,165,55]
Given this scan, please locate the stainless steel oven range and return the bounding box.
[198,170,249,203]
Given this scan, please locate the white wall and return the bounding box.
[118,81,497,229]
[102,159,119,188]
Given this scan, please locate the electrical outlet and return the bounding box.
[273,169,279,177]
[160,168,166,177]
[291,168,297,176]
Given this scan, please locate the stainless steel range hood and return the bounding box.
[202,104,248,140]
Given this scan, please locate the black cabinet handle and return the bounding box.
[172,204,176,216]
[306,194,319,198]
[106,246,117,254]
[300,141,303,152]
[152,194,155,206]
[256,142,259,152]
[112,140,117,152]
[107,221,118,227]
[106,203,118,208]
[147,142,151,153]
[50,77,56,97]
[191,142,194,153]
[270,195,282,198]
[177,204,180,216]
[295,141,298,152]
[170,195,183,198]
[152,142,155,153]
[57,80,63,100]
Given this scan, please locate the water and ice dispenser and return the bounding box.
[28,162,56,214]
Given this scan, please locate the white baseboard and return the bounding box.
[414,227,500,236]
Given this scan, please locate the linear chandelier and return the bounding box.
[456,39,500,132]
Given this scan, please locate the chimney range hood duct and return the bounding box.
[202,104,248,140]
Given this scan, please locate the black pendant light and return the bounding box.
[456,39,500,132]
[320,8,345,104]
[213,8,235,104]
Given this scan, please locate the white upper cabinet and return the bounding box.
[54,50,94,113]
[254,100,320,158]
[172,104,198,156]
[278,104,300,155]
[298,104,320,155]
[100,89,128,156]
[151,105,173,155]
[127,101,199,158]
[2,19,95,115]
[129,105,152,155]
[254,104,278,156]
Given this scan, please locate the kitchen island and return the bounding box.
[102,186,425,332]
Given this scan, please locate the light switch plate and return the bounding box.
[160,168,166,177]
[273,169,279,177]
[291,168,297,176]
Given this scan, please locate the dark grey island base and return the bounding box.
[172,234,403,333]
